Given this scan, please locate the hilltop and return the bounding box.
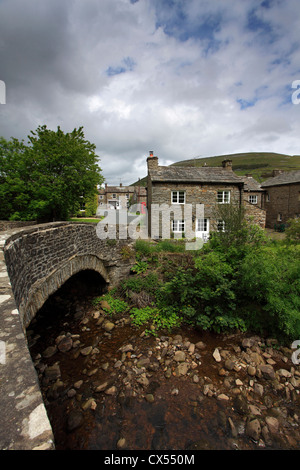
[132,152,300,186]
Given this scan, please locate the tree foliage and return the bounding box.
[0,125,103,221]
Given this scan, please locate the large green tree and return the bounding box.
[0,125,103,221]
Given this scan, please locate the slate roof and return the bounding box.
[98,185,135,194]
[239,175,263,192]
[149,165,244,184]
[261,170,300,188]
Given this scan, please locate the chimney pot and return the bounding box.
[147,151,158,171]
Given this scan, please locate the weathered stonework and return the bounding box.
[243,199,266,228]
[262,182,300,228]
[146,154,266,236]
[0,229,54,450]
[0,222,135,450]
[4,222,134,330]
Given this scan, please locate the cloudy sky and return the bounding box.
[1,0,300,185]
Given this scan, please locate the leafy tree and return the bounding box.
[0,125,103,221]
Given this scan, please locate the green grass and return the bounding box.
[70,217,101,224]
[171,152,300,183]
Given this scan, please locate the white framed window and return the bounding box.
[217,190,230,204]
[100,195,103,200]
[112,193,116,199]
[172,220,185,233]
[217,220,225,232]
[249,195,258,204]
[196,218,209,232]
[172,191,185,204]
[277,213,282,222]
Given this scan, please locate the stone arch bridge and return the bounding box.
[0,222,135,450]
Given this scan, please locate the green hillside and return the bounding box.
[133,152,300,185]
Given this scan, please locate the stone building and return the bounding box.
[261,170,300,228]
[146,152,266,240]
[98,184,146,210]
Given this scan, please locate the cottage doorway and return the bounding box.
[196,218,210,242]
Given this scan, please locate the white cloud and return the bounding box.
[0,0,300,185]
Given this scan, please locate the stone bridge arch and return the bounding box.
[23,253,109,328]
[4,222,135,331]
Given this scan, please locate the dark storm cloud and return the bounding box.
[0,0,300,184]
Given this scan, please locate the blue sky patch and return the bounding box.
[106,57,136,77]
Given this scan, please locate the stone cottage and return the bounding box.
[146,152,266,240]
[98,183,146,211]
[261,170,300,228]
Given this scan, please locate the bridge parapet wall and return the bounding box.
[4,222,134,330]
[0,222,135,449]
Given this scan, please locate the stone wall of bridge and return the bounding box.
[0,222,135,450]
[4,222,134,330]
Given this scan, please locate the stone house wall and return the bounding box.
[263,182,300,228]
[148,181,242,237]
[243,200,266,228]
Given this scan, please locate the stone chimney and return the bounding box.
[222,159,233,171]
[272,169,283,177]
[147,151,158,171]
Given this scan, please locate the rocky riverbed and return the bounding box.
[27,290,300,451]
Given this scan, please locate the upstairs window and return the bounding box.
[249,195,258,204]
[217,190,230,204]
[172,191,185,204]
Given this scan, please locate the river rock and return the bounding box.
[95,381,108,392]
[254,383,264,397]
[217,393,230,401]
[213,348,221,362]
[277,368,291,378]
[100,300,111,310]
[67,410,83,432]
[44,363,61,380]
[80,346,93,356]
[42,346,57,358]
[175,362,189,376]
[174,351,186,362]
[119,344,134,353]
[258,364,275,380]
[225,359,235,371]
[57,336,73,352]
[103,321,115,332]
[247,365,256,376]
[136,374,149,387]
[117,437,127,449]
[246,418,261,441]
[145,394,155,403]
[137,357,150,368]
[265,416,279,435]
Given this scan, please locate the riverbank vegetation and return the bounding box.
[92,213,300,345]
